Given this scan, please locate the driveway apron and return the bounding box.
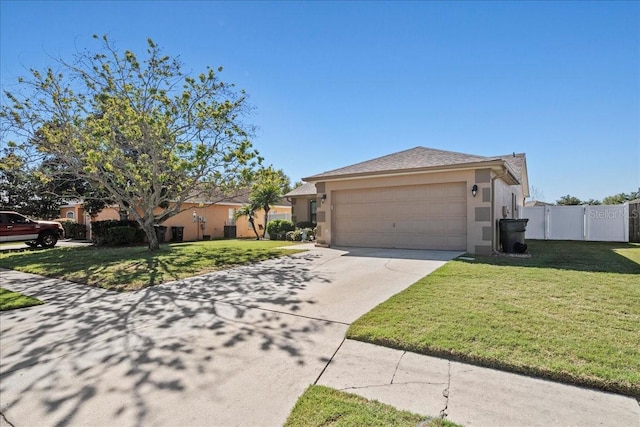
[0,246,457,426]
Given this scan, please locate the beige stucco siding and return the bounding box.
[291,197,314,225]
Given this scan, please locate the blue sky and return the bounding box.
[1,1,638,202]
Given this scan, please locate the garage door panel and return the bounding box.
[449,236,466,247]
[447,218,467,234]
[429,202,449,216]
[333,183,467,251]
[448,202,467,217]
[448,184,467,198]
[394,221,414,233]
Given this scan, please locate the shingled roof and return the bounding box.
[284,182,317,197]
[496,153,525,181]
[304,146,524,181]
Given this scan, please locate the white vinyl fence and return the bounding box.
[267,212,292,222]
[520,204,629,242]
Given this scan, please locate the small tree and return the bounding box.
[249,167,289,239]
[529,186,545,202]
[1,35,259,250]
[602,191,640,205]
[583,198,602,205]
[234,203,260,240]
[556,194,582,206]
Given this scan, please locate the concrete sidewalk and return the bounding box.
[318,339,640,426]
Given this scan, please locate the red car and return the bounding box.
[0,211,65,248]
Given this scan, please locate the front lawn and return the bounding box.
[285,385,459,427]
[0,240,302,291]
[0,287,44,311]
[347,241,640,397]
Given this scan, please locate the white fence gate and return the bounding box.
[520,204,629,242]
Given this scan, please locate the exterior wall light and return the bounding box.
[321,194,327,201]
[471,184,478,197]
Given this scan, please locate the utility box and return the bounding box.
[499,219,529,253]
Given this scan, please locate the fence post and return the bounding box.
[544,206,549,240]
[623,203,630,243]
[584,205,589,241]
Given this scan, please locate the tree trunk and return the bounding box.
[142,222,161,250]
[262,207,270,239]
[249,217,260,240]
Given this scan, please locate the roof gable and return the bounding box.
[284,182,317,197]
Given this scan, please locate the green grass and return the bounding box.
[0,240,303,291]
[285,385,460,427]
[0,287,44,311]
[347,241,640,397]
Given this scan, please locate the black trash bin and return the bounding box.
[171,226,184,242]
[223,225,237,238]
[499,219,529,253]
[154,225,167,243]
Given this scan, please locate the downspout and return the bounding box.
[490,166,509,253]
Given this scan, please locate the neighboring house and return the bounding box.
[60,194,291,242]
[285,182,318,225]
[286,146,529,255]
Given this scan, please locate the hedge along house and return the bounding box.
[294,146,529,255]
[60,193,291,242]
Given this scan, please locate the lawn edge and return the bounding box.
[0,246,307,292]
[0,287,45,311]
[346,335,640,399]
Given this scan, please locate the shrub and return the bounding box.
[61,221,87,240]
[286,228,316,242]
[91,220,141,246]
[295,221,316,229]
[266,219,295,240]
[102,226,141,246]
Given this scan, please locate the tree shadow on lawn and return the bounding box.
[0,252,335,426]
[463,240,640,274]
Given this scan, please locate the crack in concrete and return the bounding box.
[314,337,345,385]
[383,259,425,278]
[339,380,448,392]
[1,411,16,427]
[390,351,405,384]
[439,360,451,419]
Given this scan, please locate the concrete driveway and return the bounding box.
[0,245,458,426]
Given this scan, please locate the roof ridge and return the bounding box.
[311,146,490,176]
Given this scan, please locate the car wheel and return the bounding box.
[38,232,58,248]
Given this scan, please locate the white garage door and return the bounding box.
[333,182,467,250]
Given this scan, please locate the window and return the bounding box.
[228,208,236,225]
[66,211,75,220]
[8,213,29,224]
[310,200,317,224]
